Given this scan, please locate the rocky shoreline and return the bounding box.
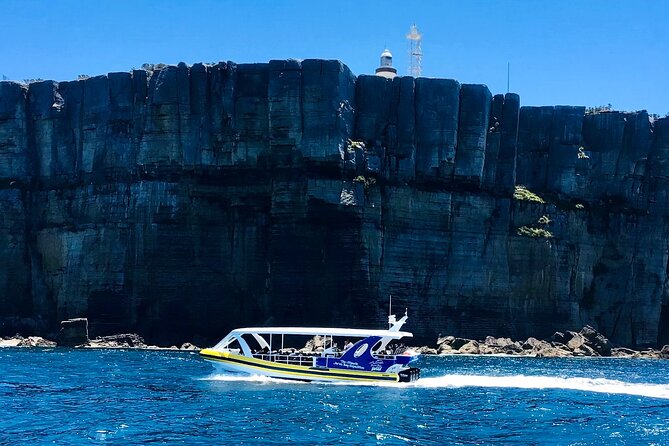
[2,319,668,359]
[0,318,199,351]
[0,333,200,351]
[415,325,669,359]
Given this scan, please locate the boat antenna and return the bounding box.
[507,62,510,93]
[388,295,397,328]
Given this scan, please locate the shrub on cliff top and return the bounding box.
[513,185,545,204]
[585,104,613,114]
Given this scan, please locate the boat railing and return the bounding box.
[252,353,321,366]
[251,351,400,365]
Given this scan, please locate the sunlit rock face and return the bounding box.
[0,61,667,347]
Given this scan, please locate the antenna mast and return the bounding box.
[507,62,510,93]
[406,24,423,77]
[388,295,396,328]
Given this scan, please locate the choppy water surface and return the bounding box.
[1,349,668,445]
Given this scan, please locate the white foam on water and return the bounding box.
[371,432,412,443]
[409,374,669,399]
[199,373,305,385]
[199,372,669,399]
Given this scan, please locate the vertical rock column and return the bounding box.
[353,74,392,175]
[301,60,356,165]
[354,75,393,144]
[0,82,31,319]
[268,59,358,322]
[268,59,303,166]
[80,75,112,175]
[28,81,61,178]
[232,63,269,166]
[482,94,504,190]
[103,72,136,174]
[204,62,236,166]
[515,106,554,191]
[649,117,669,345]
[495,93,520,192]
[619,112,652,207]
[0,82,30,179]
[546,106,585,196]
[138,66,186,166]
[454,84,492,185]
[648,117,669,216]
[0,185,31,323]
[183,63,209,168]
[393,76,417,181]
[650,118,669,178]
[415,78,460,180]
[353,74,394,177]
[580,111,627,200]
[130,69,149,168]
[353,75,417,180]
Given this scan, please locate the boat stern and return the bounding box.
[398,367,421,382]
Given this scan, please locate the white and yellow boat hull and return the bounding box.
[200,349,401,383]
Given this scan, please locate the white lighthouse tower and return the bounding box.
[375,48,397,79]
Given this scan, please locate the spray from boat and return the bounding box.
[202,372,669,399]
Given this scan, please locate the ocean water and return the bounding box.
[1,349,668,445]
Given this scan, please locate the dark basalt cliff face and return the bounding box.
[1,60,668,347]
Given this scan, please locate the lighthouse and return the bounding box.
[375,48,397,79]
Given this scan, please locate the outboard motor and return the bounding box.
[398,367,421,383]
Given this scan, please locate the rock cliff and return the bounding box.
[0,60,667,347]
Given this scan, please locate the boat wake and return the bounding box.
[200,373,293,384]
[409,374,669,399]
[202,372,669,399]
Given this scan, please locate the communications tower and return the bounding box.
[406,24,423,77]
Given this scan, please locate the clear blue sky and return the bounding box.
[1,0,667,114]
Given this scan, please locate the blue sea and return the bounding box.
[1,349,668,445]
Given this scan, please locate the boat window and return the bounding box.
[214,336,234,349]
[222,338,242,353]
[281,334,308,352]
[251,333,270,350]
[353,343,368,358]
[241,334,266,352]
[241,333,261,351]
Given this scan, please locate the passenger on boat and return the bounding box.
[343,339,353,350]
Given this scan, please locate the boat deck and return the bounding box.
[250,352,401,367]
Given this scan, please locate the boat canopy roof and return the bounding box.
[228,327,412,339]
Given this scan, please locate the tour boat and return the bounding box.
[200,310,420,383]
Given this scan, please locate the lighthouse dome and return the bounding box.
[375,48,397,79]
